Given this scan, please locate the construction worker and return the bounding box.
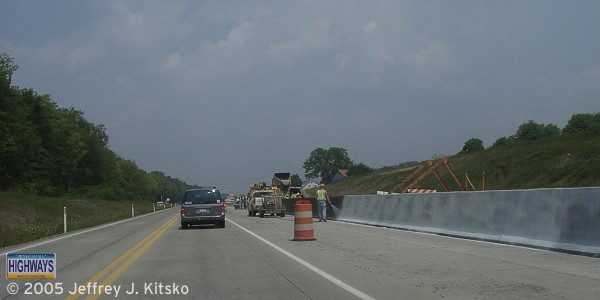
[316,183,330,222]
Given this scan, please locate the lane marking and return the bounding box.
[1,208,174,257]
[228,219,375,300]
[66,214,178,300]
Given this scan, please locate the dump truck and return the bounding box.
[272,172,291,194]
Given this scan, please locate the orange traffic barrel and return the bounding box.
[293,200,316,241]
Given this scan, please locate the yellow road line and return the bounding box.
[66,214,179,300]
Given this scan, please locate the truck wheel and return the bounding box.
[259,210,265,218]
[280,211,285,218]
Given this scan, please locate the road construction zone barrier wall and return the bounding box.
[293,200,316,241]
[338,188,600,256]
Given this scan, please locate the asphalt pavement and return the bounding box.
[1,207,599,299]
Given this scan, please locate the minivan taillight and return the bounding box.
[180,207,185,214]
[221,203,226,213]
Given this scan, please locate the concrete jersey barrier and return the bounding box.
[338,188,600,256]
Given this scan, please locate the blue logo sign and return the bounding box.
[6,253,56,279]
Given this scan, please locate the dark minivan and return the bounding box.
[180,187,226,229]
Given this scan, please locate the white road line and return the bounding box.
[228,219,375,300]
[1,209,172,257]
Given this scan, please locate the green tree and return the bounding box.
[303,147,352,184]
[0,52,18,88]
[460,138,485,154]
[0,53,23,188]
[348,162,372,176]
[5,89,52,192]
[516,120,560,141]
[291,174,303,187]
[492,136,517,147]
[563,113,600,134]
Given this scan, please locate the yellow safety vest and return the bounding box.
[317,189,327,201]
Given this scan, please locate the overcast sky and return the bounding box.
[2,1,599,194]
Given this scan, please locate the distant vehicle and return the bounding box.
[180,187,226,229]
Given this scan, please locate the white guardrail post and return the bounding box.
[131,204,135,218]
[63,207,67,233]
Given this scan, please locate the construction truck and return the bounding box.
[272,172,308,198]
[285,186,306,198]
[247,173,289,218]
[272,172,292,193]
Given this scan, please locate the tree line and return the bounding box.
[0,53,190,201]
[460,113,600,154]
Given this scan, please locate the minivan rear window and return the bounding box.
[184,189,222,204]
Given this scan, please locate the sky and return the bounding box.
[1,1,599,195]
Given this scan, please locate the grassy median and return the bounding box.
[0,191,160,248]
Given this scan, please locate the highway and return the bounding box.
[1,207,599,299]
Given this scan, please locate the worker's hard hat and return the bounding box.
[319,184,325,187]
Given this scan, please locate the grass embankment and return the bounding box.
[327,133,600,195]
[0,191,159,248]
